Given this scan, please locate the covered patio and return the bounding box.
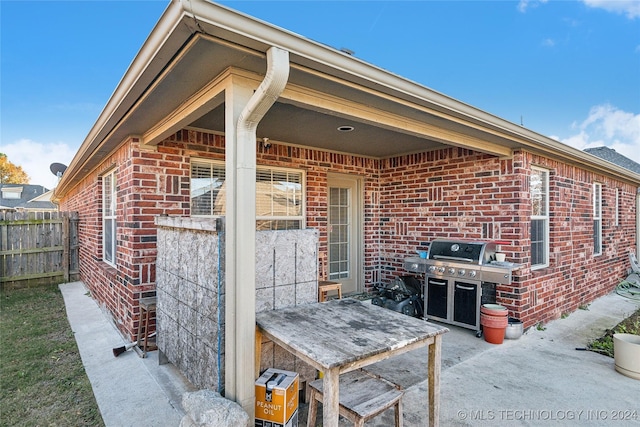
[54,1,640,424]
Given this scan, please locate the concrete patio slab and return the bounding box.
[59,282,195,427]
[61,280,639,426]
[365,290,640,426]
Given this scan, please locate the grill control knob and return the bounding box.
[448,267,456,275]
[458,269,466,276]
[428,266,437,273]
[437,266,445,273]
[469,270,477,278]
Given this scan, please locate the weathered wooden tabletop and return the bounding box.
[255,298,448,371]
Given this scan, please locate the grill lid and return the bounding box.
[428,239,496,265]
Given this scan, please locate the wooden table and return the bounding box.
[255,298,449,427]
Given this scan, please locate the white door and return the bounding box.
[327,174,362,294]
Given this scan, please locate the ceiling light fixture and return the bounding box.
[337,125,354,132]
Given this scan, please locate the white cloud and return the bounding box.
[518,0,548,13]
[560,104,640,164]
[542,38,556,47]
[582,0,640,19]
[1,139,76,190]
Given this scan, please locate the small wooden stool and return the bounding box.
[318,280,342,302]
[318,253,342,302]
[136,296,157,358]
[307,370,404,427]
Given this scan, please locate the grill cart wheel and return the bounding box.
[372,296,386,307]
[402,304,416,317]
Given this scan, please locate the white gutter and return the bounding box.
[226,46,289,417]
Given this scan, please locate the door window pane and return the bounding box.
[329,187,350,280]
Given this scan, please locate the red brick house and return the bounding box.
[54,0,639,413]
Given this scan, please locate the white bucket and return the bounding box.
[613,333,640,380]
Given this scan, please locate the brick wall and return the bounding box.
[375,148,636,328]
[58,136,192,339]
[59,129,637,337]
[511,152,637,327]
[377,148,521,279]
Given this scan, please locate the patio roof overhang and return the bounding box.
[54,0,640,201]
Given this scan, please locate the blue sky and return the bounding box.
[1,0,639,189]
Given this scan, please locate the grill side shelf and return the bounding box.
[404,257,428,273]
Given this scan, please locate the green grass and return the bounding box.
[0,286,104,427]
[588,308,640,358]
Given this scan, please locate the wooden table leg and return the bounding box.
[428,334,442,427]
[255,326,262,380]
[322,367,340,427]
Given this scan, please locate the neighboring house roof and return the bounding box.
[584,147,640,175]
[27,189,54,202]
[54,0,640,199]
[19,190,58,211]
[0,184,56,211]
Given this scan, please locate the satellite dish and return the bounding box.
[50,163,68,178]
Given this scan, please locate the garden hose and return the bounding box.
[616,278,640,301]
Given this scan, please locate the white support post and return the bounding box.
[225,47,289,420]
[224,80,255,404]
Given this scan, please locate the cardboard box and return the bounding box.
[255,368,299,427]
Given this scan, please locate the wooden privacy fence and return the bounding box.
[0,211,79,289]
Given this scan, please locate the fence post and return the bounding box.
[63,213,70,283]
[0,212,6,278]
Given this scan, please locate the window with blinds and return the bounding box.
[190,159,304,230]
[593,183,602,256]
[530,167,549,269]
[103,169,117,266]
[191,161,225,216]
[256,168,303,230]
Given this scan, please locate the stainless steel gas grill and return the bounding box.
[404,239,521,334]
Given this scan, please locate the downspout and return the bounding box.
[229,46,289,416]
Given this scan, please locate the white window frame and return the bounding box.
[593,182,602,256]
[103,169,117,266]
[1,187,22,199]
[190,159,306,230]
[530,167,549,269]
